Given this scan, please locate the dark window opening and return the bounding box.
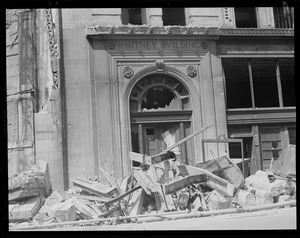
[141,87,177,110]
[279,59,295,106]
[131,125,140,167]
[251,60,279,107]
[288,127,296,145]
[223,60,252,109]
[121,8,142,25]
[228,138,252,159]
[273,6,294,28]
[162,8,185,26]
[234,7,257,28]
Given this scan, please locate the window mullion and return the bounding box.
[248,60,255,108]
[276,60,284,107]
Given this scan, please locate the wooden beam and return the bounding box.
[164,174,208,195]
[178,164,235,197]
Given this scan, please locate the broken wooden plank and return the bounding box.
[72,177,119,198]
[178,164,235,197]
[164,174,208,195]
[9,196,41,221]
[196,155,245,192]
[64,193,110,203]
[100,163,121,193]
[104,185,142,206]
[132,169,160,195]
[150,125,213,162]
[127,189,146,216]
[71,198,100,219]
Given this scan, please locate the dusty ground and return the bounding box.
[14,206,296,231]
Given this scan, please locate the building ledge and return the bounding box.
[226,107,296,125]
[86,25,220,36]
[220,28,294,36]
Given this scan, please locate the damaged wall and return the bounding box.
[7,9,35,177]
[34,9,64,191]
[7,9,65,191]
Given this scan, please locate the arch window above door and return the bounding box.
[130,74,190,112]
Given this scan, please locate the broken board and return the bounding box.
[177,164,235,197]
[196,155,245,192]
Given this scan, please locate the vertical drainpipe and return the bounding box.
[57,9,69,190]
[31,9,38,164]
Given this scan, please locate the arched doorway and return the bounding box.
[129,73,193,165]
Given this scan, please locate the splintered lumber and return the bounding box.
[72,177,119,198]
[164,174,208,194]
[71,198,100,219]
[99,165,121,192]
[127,189,146,216]
[178,164,235,197]
[104,185,142,206]
[9,196,41,221]
[132,169,160,194]
[235,190,256,207]
[130,152,151,165]
[196,155,245,191]
[150,125,213,162]
[64,193,110,203]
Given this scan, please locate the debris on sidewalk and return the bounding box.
[9,144,296,230]
[9,160,52,201]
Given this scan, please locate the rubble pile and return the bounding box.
[9,144,296,229]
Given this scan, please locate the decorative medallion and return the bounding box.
[123,66,134,78]
[201,41,209,49]
[107,41,116,50]
[155,60,164,72]
[186,66,197,77]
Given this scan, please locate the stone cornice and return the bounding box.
[86,25,220,38]
[87,26,294,38]
[220,28,294,36]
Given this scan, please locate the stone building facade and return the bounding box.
[6,7,295,191]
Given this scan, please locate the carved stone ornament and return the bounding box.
[186,66,197,77]
[122,66,134,78]
[107,41,116,50]
[155,60,164,72]
[201,41,209,49]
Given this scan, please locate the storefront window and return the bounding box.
[223,58,295,109]
[288,127,296,145]
[279,59,295,106]
[223,60,252,109]
[251,60,279,107]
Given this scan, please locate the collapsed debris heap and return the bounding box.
[9,144,296,229]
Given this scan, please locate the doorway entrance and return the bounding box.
[129,73,192,165]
